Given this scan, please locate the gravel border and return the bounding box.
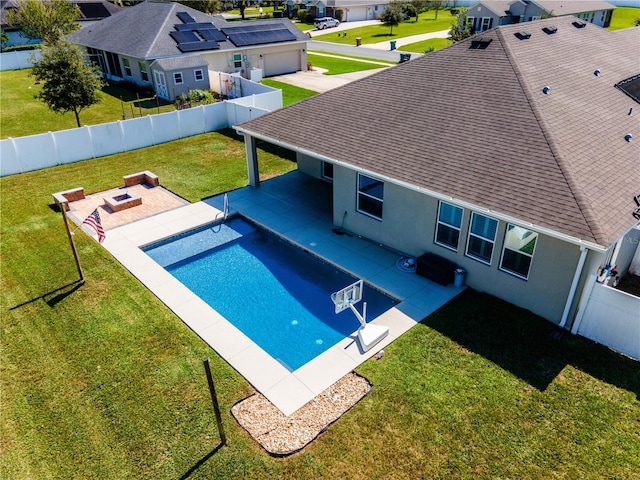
[231,372,372,456]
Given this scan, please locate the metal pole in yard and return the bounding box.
[59,201,84,282]
[202,357,226,445]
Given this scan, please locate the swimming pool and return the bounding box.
[143,217,398,371]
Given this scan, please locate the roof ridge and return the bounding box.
[145,2,179,59]
[494,27,600,245]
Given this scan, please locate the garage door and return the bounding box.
[346,7,367,21]
[263,51,300,77]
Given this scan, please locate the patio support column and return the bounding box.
[244,134,260,187]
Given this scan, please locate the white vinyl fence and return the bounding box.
[572,274,640,361]
[0,78,282,177]
[0,50,41,71]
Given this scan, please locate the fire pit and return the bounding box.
[104,191,142,212]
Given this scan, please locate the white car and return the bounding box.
[314,17,340,29]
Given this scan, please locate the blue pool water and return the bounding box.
[144,217,398,371]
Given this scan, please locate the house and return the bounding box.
[234,16,639,332]
[1,0,120,48]
[466,0,615,32]
[301,0,391,21]
[66,0,309,101]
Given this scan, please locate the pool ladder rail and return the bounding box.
[212,193,229,232]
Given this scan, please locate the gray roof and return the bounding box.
[532,1,616,15]
[150,55,208,71]
[66,0,308,60]
[473,1,515,16]
[237,17,640,248]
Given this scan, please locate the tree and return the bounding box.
[410,0,425,21]
[31,41,103,128]
[175,0,220,13]
[5,0,80,44]
[381,0,405,35]
[428,0,445,20]
[449,8,474,42]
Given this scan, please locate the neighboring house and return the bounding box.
[235,16,639,331]
[66,0,309,101]
[467,0,615,32]
[303,0,391,21]
[0,0,120,48]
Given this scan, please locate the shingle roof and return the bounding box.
[150,55,208,71]
[473,1,515,17]
[532,1,615,15]
[237,17,640,247]
[66,0,307,60]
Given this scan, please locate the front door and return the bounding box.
[154,70,168,100]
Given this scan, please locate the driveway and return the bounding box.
[269,68,384,93]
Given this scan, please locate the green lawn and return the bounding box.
[1,132,639,478]
[0,69,175,139]
[261,79,318,105]
[313,9,456,45]
[607,6,640,30]
[307,52,390,75]
[400,37,453,54]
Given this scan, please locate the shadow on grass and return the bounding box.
[9,280,85,310]
[216,128,297,162]
[424,289,640,398]
[178,442,224,480]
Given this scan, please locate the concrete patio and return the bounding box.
[94,171,464,415]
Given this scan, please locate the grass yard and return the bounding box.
[313,8,456,45]
[261,79,318,105]
[0,69,175,139]
[1,130,639,478]
[307,52,391,75]
[608,6,640,30]
[399,37,453,54]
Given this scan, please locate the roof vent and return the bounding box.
[542,86,551,94]
[515,31,531,40]
[542,26,557,34]
[625,133,633,142]
[470,37,493,49]
[572,20,587,28]
[594,69,601,76]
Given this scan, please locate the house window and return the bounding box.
[481,17,492,31]
[435,202,463,251]
[139,62,148,82]
[466,212,498,264]
[233,53,242,68]
[357,174,383,220]
[194,69,204,82]
[467,16,475,29]
[322,162,333,181]
[174,72,183,85]
[122,58,132,77]
[500,225,538,279]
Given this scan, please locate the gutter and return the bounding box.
[559,245,589,329]
[234,126,607,253]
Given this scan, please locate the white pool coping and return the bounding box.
[101,197,463,416]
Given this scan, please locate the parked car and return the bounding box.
[314,17,340,29]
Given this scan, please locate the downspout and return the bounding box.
[559,245,589,329]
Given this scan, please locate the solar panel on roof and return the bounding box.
[226,27,296,47]
[197,28,227,42]
[175,22,215,31]
[177,11,196,24]
[177,40,220,52]
[170,30,200,44]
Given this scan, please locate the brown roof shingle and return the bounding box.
[238,17,640,247]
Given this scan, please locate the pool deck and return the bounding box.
[98,171,464,416]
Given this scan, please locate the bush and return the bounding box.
[335,9,343,22]
[297,10,307,22]
[1,43,40,53]
[110,79,154,98]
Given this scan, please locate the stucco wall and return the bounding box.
[301,158,587,323]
